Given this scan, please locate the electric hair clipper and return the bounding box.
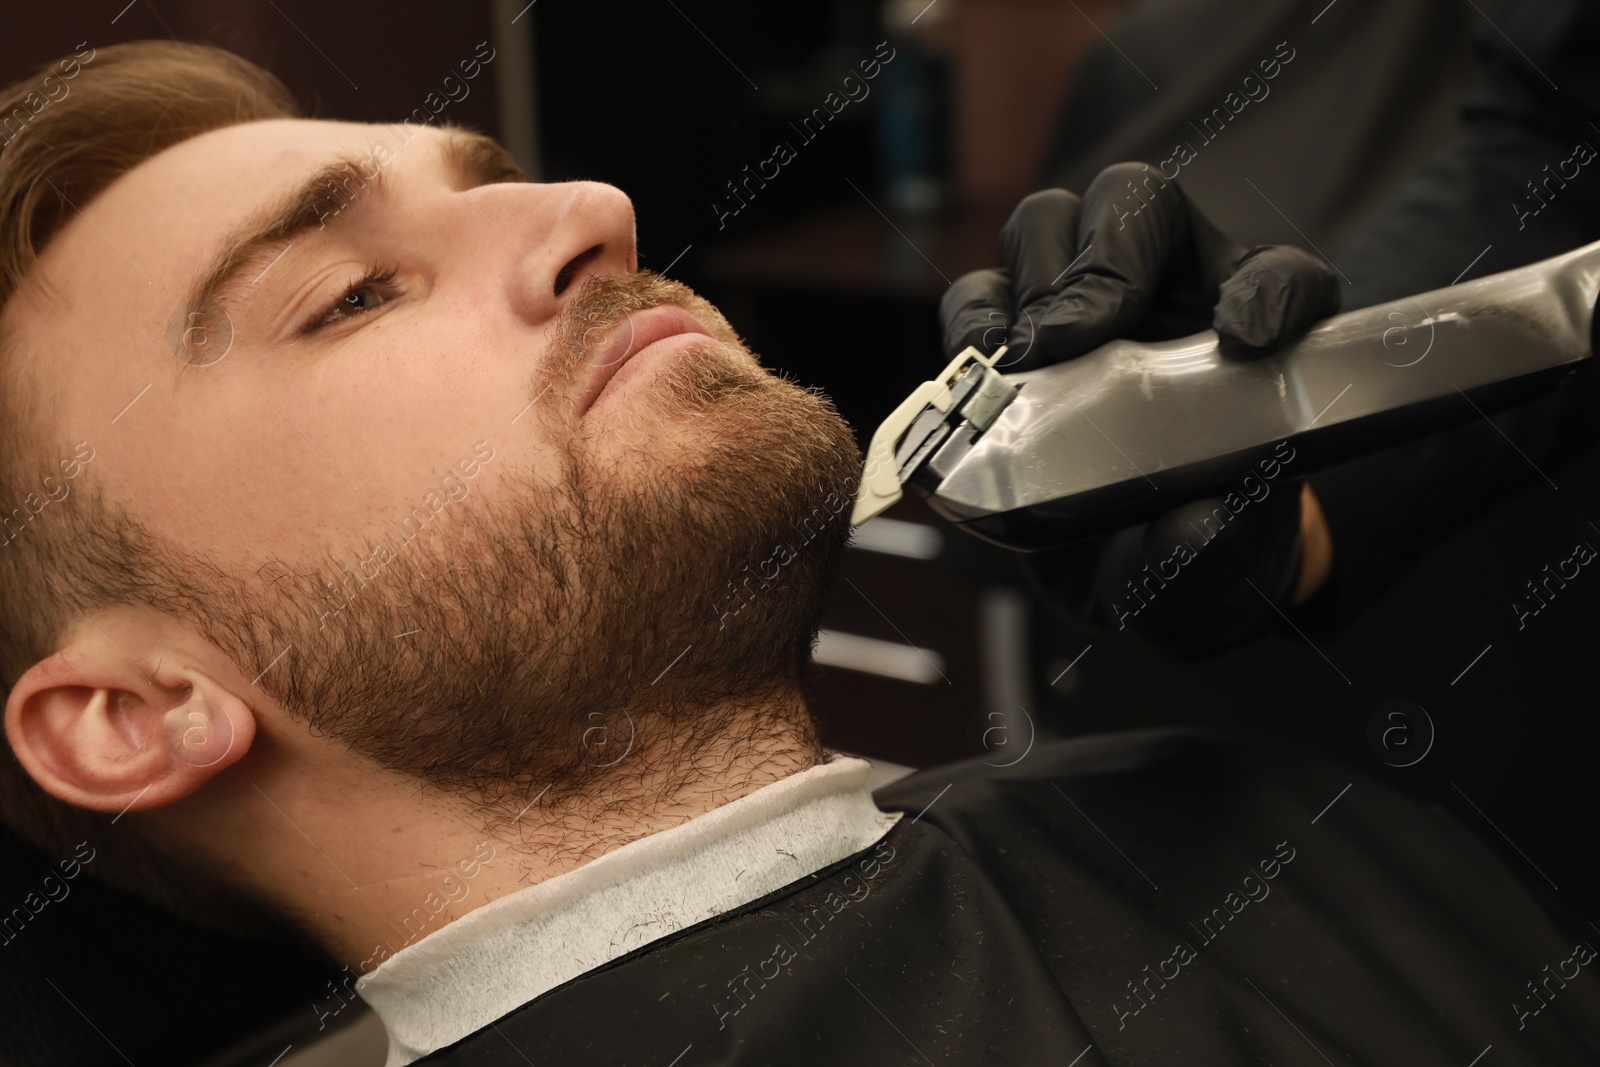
[850,239,1600,550]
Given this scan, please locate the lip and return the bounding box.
[577,304,714,415]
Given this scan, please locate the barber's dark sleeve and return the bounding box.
[1296,0,1600,627]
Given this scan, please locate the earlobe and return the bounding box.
[164,693,250,771]
[4,646,255,815]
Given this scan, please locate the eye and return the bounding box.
[303,263,400,334]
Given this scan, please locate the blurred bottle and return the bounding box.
[878,0,956,216]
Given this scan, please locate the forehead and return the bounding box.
[84,117,413,287]
[31,116,433,307]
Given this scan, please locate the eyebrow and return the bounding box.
[180,126,527,329]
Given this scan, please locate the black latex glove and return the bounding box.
[1023,476,1310,656]
[939,162,1341,654]
[941,162,1339,367]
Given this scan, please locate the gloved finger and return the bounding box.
[1016,162,1208,365]
[1214,245,1342,358]
[1002,188,1086,307]
[1143,484,1303,598]
[994,189,1083,369]
[1091,484,1305,653]
[1135,197,1247,339]
[939,267,1014,361]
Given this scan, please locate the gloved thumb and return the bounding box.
[1086,485,1305,654]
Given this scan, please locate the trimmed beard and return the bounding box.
[162,270,862,818]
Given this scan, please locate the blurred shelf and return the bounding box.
[699,203,1012,301]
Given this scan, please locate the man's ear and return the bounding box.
[4,638,256,814]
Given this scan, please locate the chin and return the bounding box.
[656,338,770,406]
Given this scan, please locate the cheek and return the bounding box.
[311,323,573,534]
[86,363,314,553]
[106,309,573,568]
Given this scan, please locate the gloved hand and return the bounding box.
[939,162,1341,654]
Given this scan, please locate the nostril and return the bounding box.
[553,244,604,297]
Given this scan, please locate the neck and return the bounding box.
[212,688,823,973]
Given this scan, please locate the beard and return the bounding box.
[93,271,864,821]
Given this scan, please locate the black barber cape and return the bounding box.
[420,728,1600,1065]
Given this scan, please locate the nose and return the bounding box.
[467,179,638,323]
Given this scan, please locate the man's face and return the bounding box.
[7,118,861,809]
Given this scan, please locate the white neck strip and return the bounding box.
[356,755,901,1066]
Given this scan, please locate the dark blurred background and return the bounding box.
[1,1,1595,1064]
